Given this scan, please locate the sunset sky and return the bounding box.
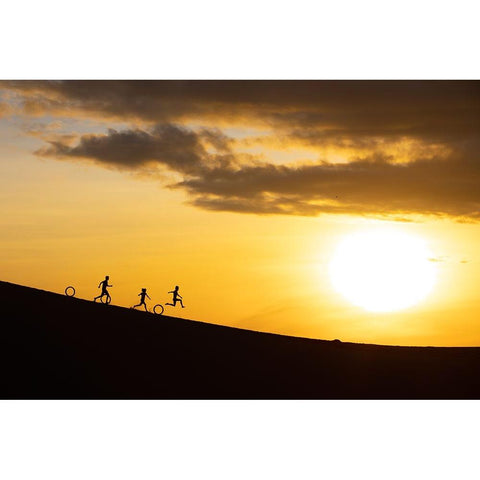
[1,80,479,345]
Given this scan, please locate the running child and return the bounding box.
[166,285,185,308]
[94,275,112,304]
[132,288,151,312]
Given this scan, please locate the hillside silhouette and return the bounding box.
[1,280,480,399]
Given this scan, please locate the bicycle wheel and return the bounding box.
[101,295,111,305]
[65,286,76,297]
[153,304,164,315]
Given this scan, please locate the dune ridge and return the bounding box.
[1,280,479,399]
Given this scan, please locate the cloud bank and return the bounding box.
[2,80,480,220]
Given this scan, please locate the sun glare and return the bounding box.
[329,230,437,312]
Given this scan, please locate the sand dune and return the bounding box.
[1,280,479,399]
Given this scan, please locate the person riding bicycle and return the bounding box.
[166,285,185,308]
[132,288,151,312]
[94,275,112,304]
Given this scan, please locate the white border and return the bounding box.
[0,400,478,479]
[1,1,478,477]
[1,0,479,79]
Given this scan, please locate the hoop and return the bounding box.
[65,286,76,297]
[101,294,111,305]
[153,304,164,315]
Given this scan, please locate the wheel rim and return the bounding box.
[65,286,76,297]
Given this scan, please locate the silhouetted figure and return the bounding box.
[166,285,185,308]
[132,288,151,312]
[94,276,112,304]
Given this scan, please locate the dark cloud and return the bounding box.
[35,122,480,221]
[3,81,479,142]
[2,80,480,220]
[36,124,231,175]
[176,149,480,219]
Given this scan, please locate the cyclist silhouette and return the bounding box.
[166,285,185,308]
[132,288,151,312]
[94,275,112,304]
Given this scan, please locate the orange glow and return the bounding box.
[1,81,480,346]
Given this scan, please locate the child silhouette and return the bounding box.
[166,285,185,308]
[132,288,151,312]
[94,275,112,304]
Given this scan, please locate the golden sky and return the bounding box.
[1,80,479,346]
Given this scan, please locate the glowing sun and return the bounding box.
[329,230,437,312]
